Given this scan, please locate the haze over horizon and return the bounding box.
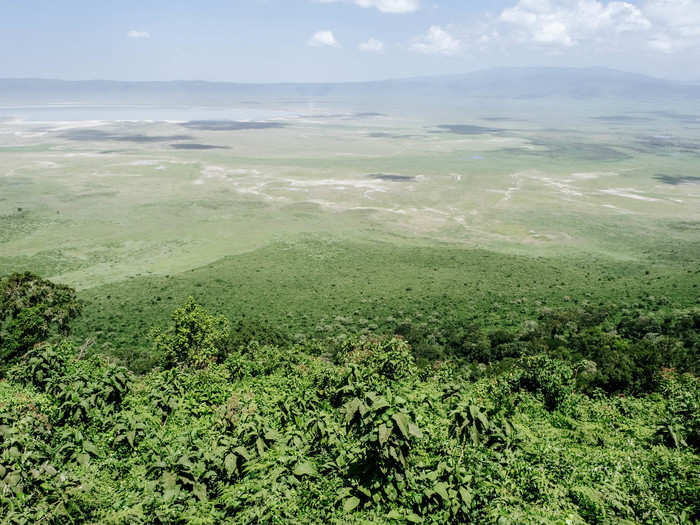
[3,66,700,86]
[2,0,700,84]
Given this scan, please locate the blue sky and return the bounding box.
[1,0,699,82]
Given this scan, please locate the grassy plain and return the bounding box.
[1,99,699,366]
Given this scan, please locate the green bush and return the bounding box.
[655,371,699,451]
[341,390,423,509]
[0,272,81,369]
[9,340,74,391]
[338,335,417,384]
[152,297,230,369]
[504,354,575,410]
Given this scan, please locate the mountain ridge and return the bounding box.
[1,67,699,104]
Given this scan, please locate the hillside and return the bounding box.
[0,271,698,523]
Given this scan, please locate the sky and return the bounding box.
[1,0,699,83]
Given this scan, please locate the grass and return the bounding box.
[71,236,699,371]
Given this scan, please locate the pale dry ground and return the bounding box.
[1,102,699,288]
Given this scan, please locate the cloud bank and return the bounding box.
[494,0,700,53]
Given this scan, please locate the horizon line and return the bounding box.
[1,66,692,87]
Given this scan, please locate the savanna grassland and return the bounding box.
[1,96,699,523]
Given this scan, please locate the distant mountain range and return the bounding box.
[1,67,699,105]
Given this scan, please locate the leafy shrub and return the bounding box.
[141,368,186,422]
[0,306,51,365]
[450,399,518,450]
[224,342,303,379]
[0,388,95,523]
[569,486,608,524]
[338,335,417,384]
[655,371,699,451]
[152,297,230,369]
[9,340,74,392]
[0,272,82,333]
[228,317,291,350]
[112,411,149,451]
[0,272,81,368]
[502,354,575,410]
[49,356,131,426]
[342,390,423,509]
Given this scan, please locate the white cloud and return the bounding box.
[643,0,700,53]
[644,0,700,32]
[308,30,340,47]
[411,25,461,55]
[494,0,700,54]
[648,34,676,53]
[316,0,420,14]
[499,0,650,48]
[359,38,385,52]
[127,30,150,39]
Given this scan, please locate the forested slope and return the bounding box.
[1,272,698,524]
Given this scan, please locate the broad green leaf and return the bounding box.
[264,428,281,442]
[378,423,391,446]
[433,482,449,501]
[372,396,390,412]
[193,482,207,502]
[224,453,238,476]
[408,422,423,438]
[83,441,99,456]
[343,496,360,513]
[392,413,410,439]
[293,461,318,477]
[5,472,21,487]
[256,437,266,456]
[233,446,251,460]
[76,453,90,467]
[162,472,179,502]
[345,398,361,424]
[470,422,479,446]
[459,486,473,507]
[503,420,513,436]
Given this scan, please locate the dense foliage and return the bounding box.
[71,240,700,373]
[0,272,82,368]
[0,275,698,523]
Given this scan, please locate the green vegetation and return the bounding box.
[0,272,81,365]
[1,272,698,523]
[71,239,699,372]
[152,297,230,370]
[1,101,699,522]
